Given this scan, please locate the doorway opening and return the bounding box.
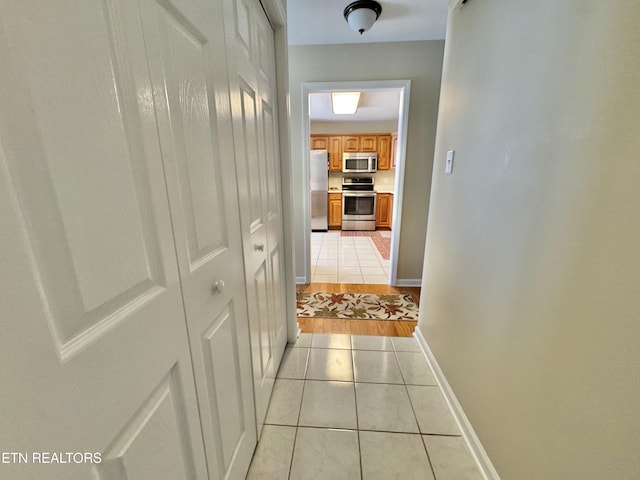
[301,80,411,286]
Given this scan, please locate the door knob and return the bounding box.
[254,244,264,252]
[213,280,225,294]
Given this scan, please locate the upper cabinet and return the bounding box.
[310,133,394,170]
[390,133,398,169]
[377,134,391,170]
[328,136,343,171]
[311,136,329,150]
[360,135,377,152]
[343,135,360,152]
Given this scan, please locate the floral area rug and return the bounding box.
[296,292,419,320]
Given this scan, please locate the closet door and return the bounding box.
[138,0,257,478]
[0,1,209,478]
[222,0,288,435]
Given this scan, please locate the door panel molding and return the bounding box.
[0,1,210,476]
[95,365,197,480]
[201,302,247,472]
[222,0,287,436]
[140,0,258,477]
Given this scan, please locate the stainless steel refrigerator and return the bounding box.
[310,149,329,231]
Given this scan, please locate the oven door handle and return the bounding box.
[342,192,377,197]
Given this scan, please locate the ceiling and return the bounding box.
[310,91,401,122]
[287,0,449,46]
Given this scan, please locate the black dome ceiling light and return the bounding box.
[343,1,383,35]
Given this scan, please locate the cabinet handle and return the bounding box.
[254,244,264,252]
[213,280,225,294]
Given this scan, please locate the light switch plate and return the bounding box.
[445,150,454,174]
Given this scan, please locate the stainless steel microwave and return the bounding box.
[342,152,378,173]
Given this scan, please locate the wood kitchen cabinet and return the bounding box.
[310,135,342,170]
[375,193,393,229]
[377,134,391,170]
[328,135,343,171]
[360,135,377,152]
[342,135,360,152]
[311,135,329,150]
[390,133,398,169]
[310,133,393,170]
[328,193,342,229]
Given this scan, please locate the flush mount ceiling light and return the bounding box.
[331,92,361,115]
[343,1,382,35]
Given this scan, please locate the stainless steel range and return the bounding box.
[342,177,376,231]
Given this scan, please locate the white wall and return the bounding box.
[420,1,640,478]
[289,41,444,282]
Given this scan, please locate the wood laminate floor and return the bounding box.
[296,283,420,337]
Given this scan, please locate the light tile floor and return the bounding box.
[247,333,484,480]
[311,231,391,284]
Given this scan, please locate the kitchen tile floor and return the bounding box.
[311,231,391,284]
[247,333,484,480]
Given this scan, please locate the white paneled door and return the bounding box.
[0,0,259,479]
[138,0,257,478]
[223,0,288,435]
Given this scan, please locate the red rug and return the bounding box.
[372,236,391,260]
[340,231,381,237]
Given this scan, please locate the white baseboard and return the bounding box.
[414,328,501,480]
[296,276,307,284]
[395,278,422,287]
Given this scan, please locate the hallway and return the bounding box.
[247,333,483,479]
